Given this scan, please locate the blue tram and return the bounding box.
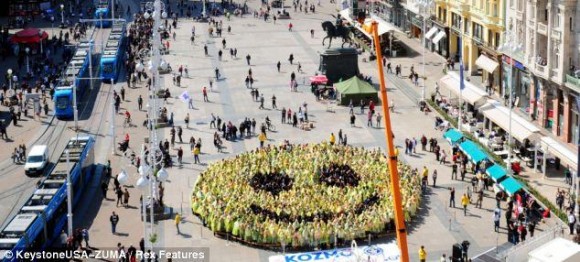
[54,41,93,119]
[100,21,126,83]
[0,136,95,262]
[94,0,112,28]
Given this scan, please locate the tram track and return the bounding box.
[0,26,115,229]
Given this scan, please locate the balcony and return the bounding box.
[535,63,549,79]
[537,22,547,35]
[551,29,561,41]
[565,74,580,91]
[516,10,524,20]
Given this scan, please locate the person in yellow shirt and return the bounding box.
[461,193,469,216]
[329,133,336,145]
[193,147,201,164]
[258,132,267,148]
[175,213,182,234]
[419,245,427,262]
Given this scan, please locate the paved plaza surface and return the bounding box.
[0,1,573,262]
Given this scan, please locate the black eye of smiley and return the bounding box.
[249,172,293,196]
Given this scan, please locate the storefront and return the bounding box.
[475,49,501,95]
[502,55,529,105]
[429,19,449,58]
[408,12,423,38]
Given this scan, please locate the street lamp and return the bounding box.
[7,69,12,91]
[38,30,44,55]
[416,0,434,101]
[50,16,55,37]
[25,47,30,75]
[498,30,520,174]
[60,4,65,27]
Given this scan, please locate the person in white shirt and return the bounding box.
[569,211,576,235]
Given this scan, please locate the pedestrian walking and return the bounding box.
[193,146,200,164]
[177,126,183,142]
[175,213,182,234]
[101,181,108,198]
[277,61,281,72]
[432,169,437,187]
[120,86,125,101]
[461,193,469,216]
[203,86,209,102]
[288,54,294,64]
[493,208,501,232]
[259,95,265,109]
[138,95,143,111]
[375,113,381,127]
[82,228,90,248]
[115,187,123,207]
[569,211,576,235]
[418,246,427,262]
[177,147,183,164]
[271,95,277,109]
[110,212,119,234]
[350,113,356,127]
[246,54,251,65]
[204,44,208,56]
[449,187,455,207]
[123,188,130,207]
[288,23,293,31]
[188,96,194,109]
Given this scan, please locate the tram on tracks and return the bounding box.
[0,136,96,261]
[100,21,126,83]
[94,0,112,28]
[54,41,94,119]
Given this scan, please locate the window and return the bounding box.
[510,0,514,9]
[555,9,561,27]
[465,18,470,34]
[570,17,573,32]
[493,4,498,17]
[473,22,483,40]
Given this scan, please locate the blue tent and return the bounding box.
[486,164,507,182]
[459,140,488,164]
[443,128,463,144]
[499,176,523,196]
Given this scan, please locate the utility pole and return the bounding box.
[65,150,73,237]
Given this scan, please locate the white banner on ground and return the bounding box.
[268,243,400,262]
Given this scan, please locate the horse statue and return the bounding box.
[321,20,353,48]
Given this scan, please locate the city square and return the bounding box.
[0,0,579,262]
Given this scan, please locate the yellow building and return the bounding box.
[435,0,505,95]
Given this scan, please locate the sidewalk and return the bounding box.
[382,26,576,223]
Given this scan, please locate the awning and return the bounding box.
[425,27,438,39]
[459,140,489,164]
[438,72,488,105]
[498,176,523,196]
[540,137,578,169]
[361,15,403,36]
[443,128,463,144]
[432,31,446,44]
[479,100,541,142]
[339,9,353,24]
[475,55,500,73]
[486,164,507,182]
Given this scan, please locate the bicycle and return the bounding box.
[264,122,276,132]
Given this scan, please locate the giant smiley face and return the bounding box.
[191,143,422,248]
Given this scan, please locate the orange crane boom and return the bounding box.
[368,21,410,262]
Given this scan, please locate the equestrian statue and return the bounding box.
[321,15,353,48]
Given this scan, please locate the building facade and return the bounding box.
[504,0,579,146]
[434,0,505,96]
